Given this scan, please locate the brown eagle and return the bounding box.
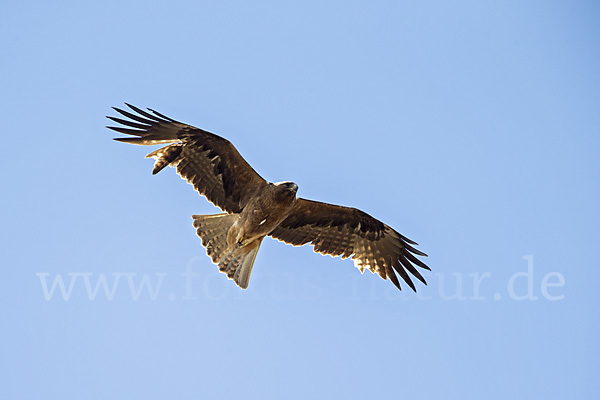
[107,104,429,291]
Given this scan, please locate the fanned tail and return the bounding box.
[192,213,237,263]
[216,241,262,289]
[192,214,262,289]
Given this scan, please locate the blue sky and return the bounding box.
[1,1,599,399]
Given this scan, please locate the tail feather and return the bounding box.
[192,213,237,263]
[234,245,260,289]
[217,241,262,289]
[192,213,262,289]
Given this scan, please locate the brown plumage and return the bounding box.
[107,104,430,291]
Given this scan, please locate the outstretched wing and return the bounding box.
[269,199,429,291]
[107,104,267,213]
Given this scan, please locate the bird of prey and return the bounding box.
[107,104,430,291]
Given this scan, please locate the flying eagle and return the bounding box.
[107,104,430,291]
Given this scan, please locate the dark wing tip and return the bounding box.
[404,241,428,257]
[112,137,137,144]
[107,126,144,136]
[403,276,417,292]
[405,277,417,292]
[388,267,402,291]
[148,107,177,122]
[399,233,418,246]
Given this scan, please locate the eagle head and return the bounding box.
[272,181,298,193]
[271,181,298,202]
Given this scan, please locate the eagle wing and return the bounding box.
[107,104,267,213]
[269,198,429,291]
